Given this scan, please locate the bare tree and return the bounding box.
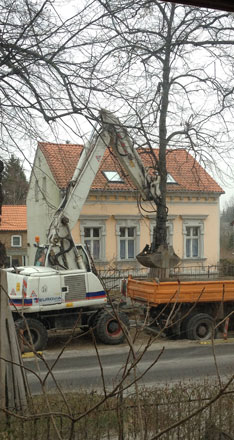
[90,1,234,259]
[1,1,234,259]
[0,0,113,161]
[2,2,234,439]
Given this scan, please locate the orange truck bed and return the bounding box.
[127,276,234,306]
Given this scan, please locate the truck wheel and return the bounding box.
[15,318,48,351]
[186,313,215,341]
[95,310,130,345]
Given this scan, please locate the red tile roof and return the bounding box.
[39,142,83,189]
[139,148,224,194]
[39,142,223,194]
[0,205,27,231]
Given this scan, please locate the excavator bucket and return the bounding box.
[136,245,180,269]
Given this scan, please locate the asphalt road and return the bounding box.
[23,339,234,395]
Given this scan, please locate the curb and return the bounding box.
[22,351,43,358]
[200,338,234,345]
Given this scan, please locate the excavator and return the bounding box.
[7,110,178,351]
[38,109,178,271]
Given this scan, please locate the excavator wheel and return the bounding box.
[94,310,130,345]
[15,318,48,352]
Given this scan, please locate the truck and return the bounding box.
[7,110,163,351]
[126,275,234,340]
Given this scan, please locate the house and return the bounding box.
[27,142,224,269]
[0,205,27,267]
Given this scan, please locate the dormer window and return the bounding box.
[167,173,177,184]
[103,171,124,183]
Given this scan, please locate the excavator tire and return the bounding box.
[94,310,130,345]
[15,318,48,352]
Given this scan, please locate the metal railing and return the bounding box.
[97,263,234,292]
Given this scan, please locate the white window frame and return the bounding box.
[6,254,27,267]
[181,215,207,260]
[149,215,176,247]
[115,216,140,261]
[11,235,22,248]
[80,216,108,261]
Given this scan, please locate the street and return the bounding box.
[23,339,234,395]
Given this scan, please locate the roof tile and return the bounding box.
[39,142,223,194]
[0,205,27,231]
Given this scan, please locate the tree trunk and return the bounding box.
[153,6,175,252]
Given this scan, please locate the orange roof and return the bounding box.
[39,142,83,189]
[39,142,223,194]
[139,148,224,194]
[0,205,27,231]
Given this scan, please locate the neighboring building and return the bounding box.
[0,205,27,267]
[27,142,224,269]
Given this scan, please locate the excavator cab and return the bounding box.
[34,246,47,267]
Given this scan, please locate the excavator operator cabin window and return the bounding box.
[34,247,47,266]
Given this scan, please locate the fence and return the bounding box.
[97,263,234,292]
[97,267,149,292]
[1,381,234,439]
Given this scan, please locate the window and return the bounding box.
[6,255,27,268]
[42,176,46,195]
[84,227,101,260]
[34,247,47,266]
[185,227,199,258]
[11,235,22,247]
[35,180,39,202]
[120,227,135,259]
[167,173,177,184]
[182,215,207,260]
[12,257,20,266]
[80,217,107,261]
[115,216,140,261]
[103,171,124,183]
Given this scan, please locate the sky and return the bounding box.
[7,0,234,213]
[213,157,234,210]
[220,184,234,210]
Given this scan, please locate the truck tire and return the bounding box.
[186,313,215,341]
[95,310,130,345]
[15,318,48,351]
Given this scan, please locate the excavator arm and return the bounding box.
[100,110,179,270]
[46,125,111,270]
[45,110,178,271]
[100,110,161,204]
